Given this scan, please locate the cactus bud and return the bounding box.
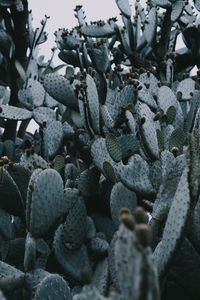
[135,224,152,247]
[133,207,149,224]
[120,208,135,230]
[153,112,161,121]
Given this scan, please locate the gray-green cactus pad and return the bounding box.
[26,169,65,237]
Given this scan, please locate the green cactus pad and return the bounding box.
[76,167,100,198]
[137,83,157,110]
[103,161,117,183]
[153,0,170,7]
[114,224,142,298]
[53,155,65,175]
[3,139,15,160]
[118,134,139,159]
[43,73,78,110]
[88,236,109,258]
[144,7,157,45]
[176,78,195,101]
[24,232,36,272]
[110,182,137,226]
[166,106,176,125]
[18,79,45,109]
[0,105,32,120]
[0,208,12,239]
[136,102,160,160]
[156,129,165,152]
[139,72,159,98]
[89,43,110,74]
[158,86,176,113]
[20,152,49,171]
[44,92,58,108]
[0,167,24,216]
[7,163,31,204]
[91,138,117,171]
[152,151,186,221]
[25,269,49,290]
[81,23,115,38]
[62,121,74,138]
[33,274,71,300]
[26,169,65,237]
[44,120,63,158]
[0,261,24,292]
[33,107,56,125]
[73,285,106,300]
[153,168,190,276]
[116,154,155,196]
[169,127,186,150]
[194,0,200,10]
[105,134,122,163]
[116,0,131,18]
[62,190,87,249]
[92,258,109,296]
[171,1,185,22]
[86,74,100,134]
[53,225,91,283]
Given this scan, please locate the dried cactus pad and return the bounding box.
[26,169,65,237]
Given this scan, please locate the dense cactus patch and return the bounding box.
[1,0,200,299]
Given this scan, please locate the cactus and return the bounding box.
[153,168,190,276]
[24,232,36,272]
[0,105,32,120]
[33,274,71,300]
[110,182,137,226]
[61,188,87,249]
[33,107,57,125]
[53,225,91,284]
[26,169,65,237]
[43,73,78,111]
[1,0,200,299]
[43,120,63,158]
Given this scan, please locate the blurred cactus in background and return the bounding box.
[1,0,200,299]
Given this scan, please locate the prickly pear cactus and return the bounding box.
[1,0,200,299]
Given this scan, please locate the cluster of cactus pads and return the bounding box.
[2,0,200,299]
